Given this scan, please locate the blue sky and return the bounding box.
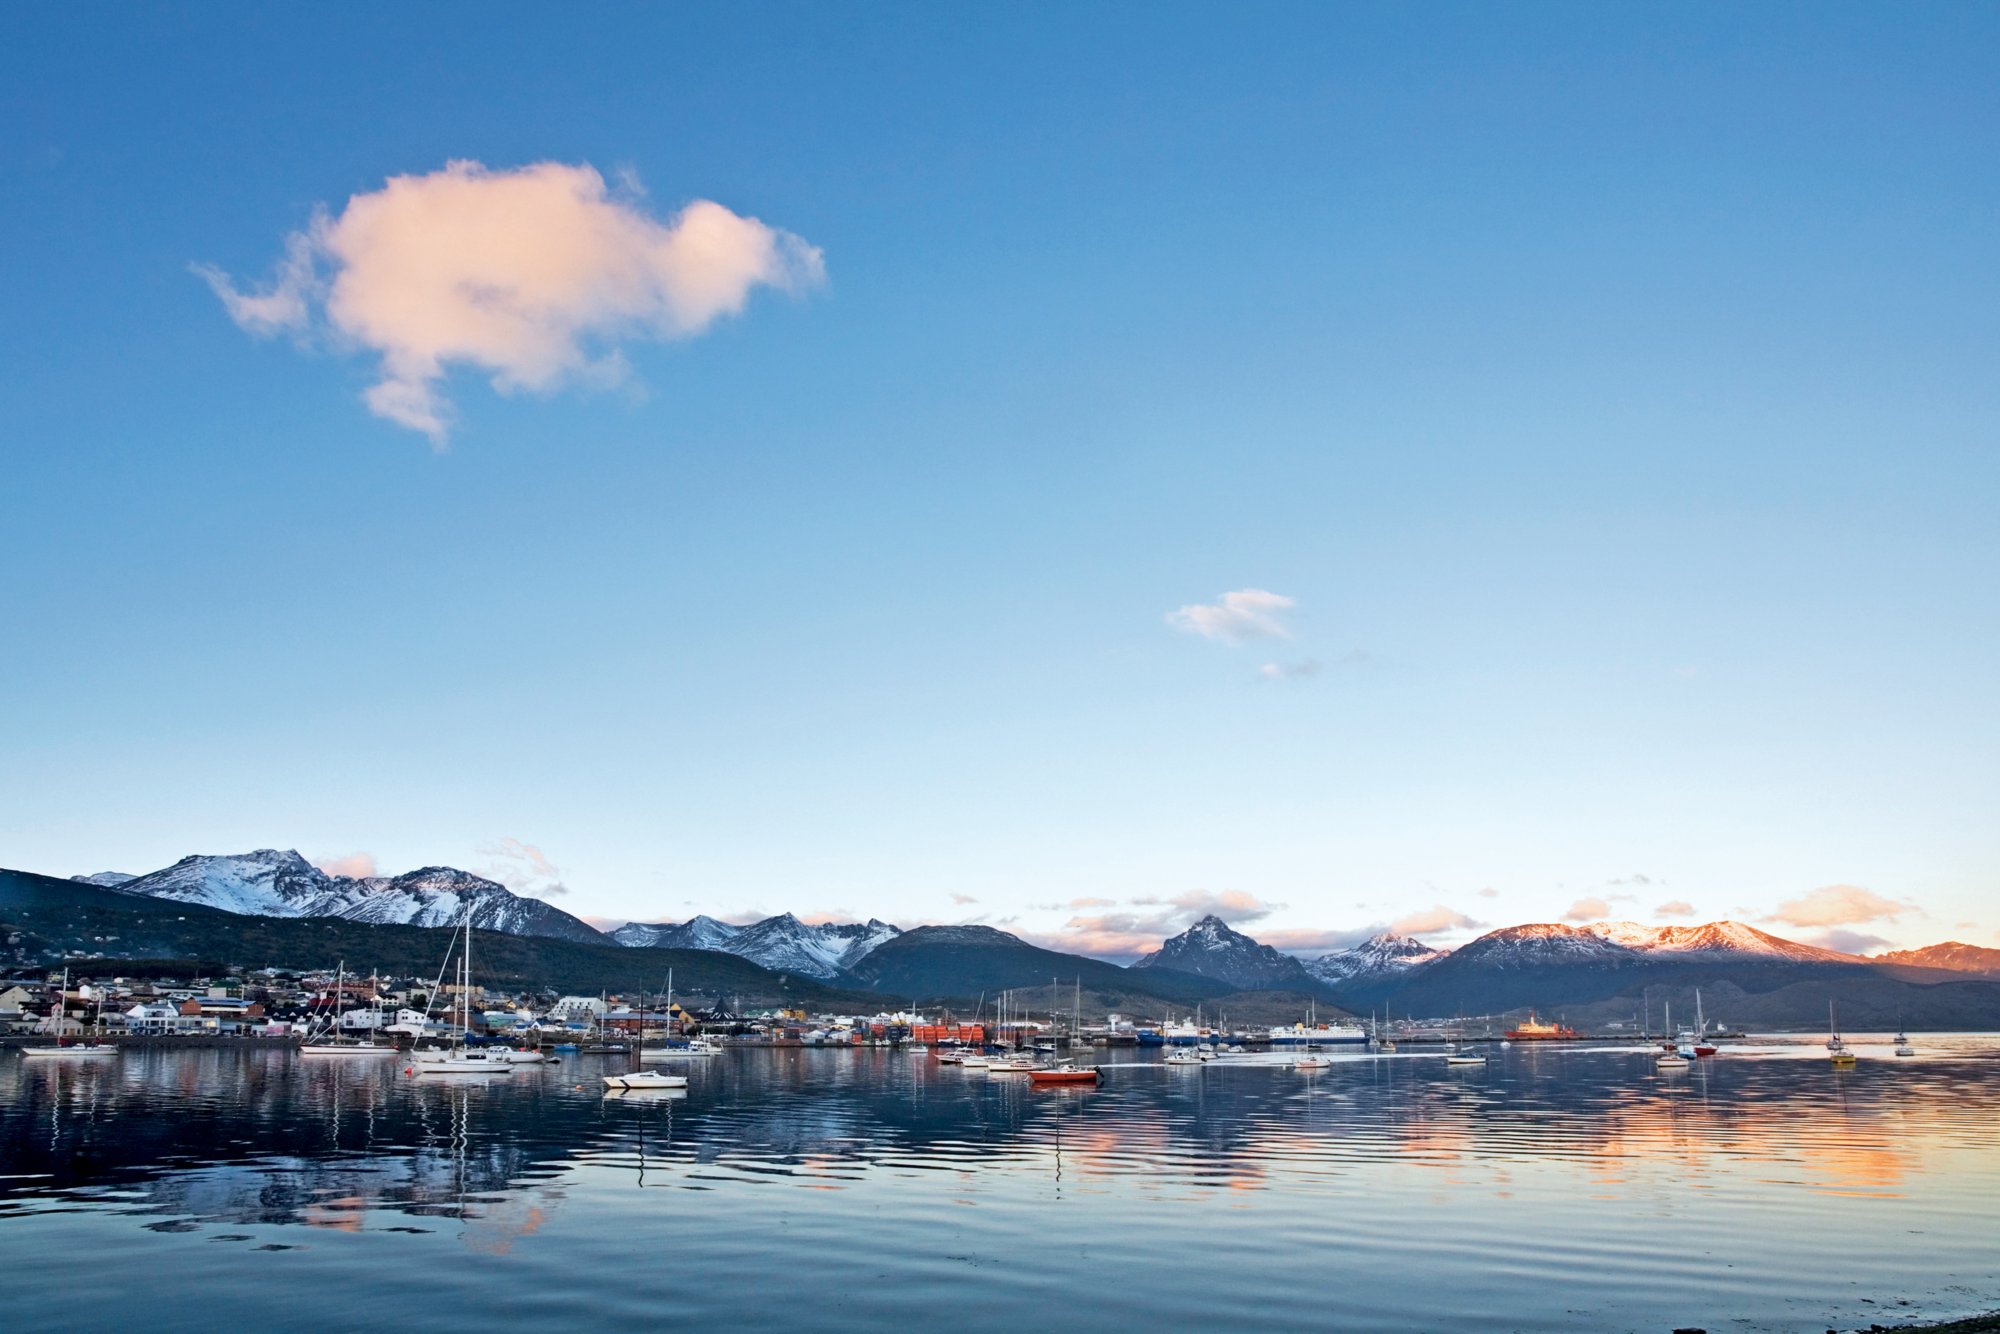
[3,5,1995,958]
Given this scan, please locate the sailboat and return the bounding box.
[1894,1017,1916,1058]
[1655,1003,1689,1068]
[1375,1008,1397,1053]
[22,969,118,1058]
[1029,977,1101,1084]
[411,915,514,1076]
[1827,999,1856,1066]
[300,961,395,1056]
[605,970,688,1089]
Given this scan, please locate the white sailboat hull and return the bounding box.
[603,1071,688,1089]
[22,1045,118,1058]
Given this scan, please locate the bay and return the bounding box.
[2,1035,1996,1332]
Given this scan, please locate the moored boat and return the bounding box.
[1505,1012,1579,1041]
[1028,1064,1100,1084]
[603,1069,689,1090]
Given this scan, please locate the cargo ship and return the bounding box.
[1504,1012,1579,1041]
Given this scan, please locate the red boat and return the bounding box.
[1027,1065,1101,1085]
[1505,1013,1580,1041]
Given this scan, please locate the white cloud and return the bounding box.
[197,159,824,444]
[1768,883,1915,929]
[1390,904,1485,936]
[476,837,568,898]
[1563,896,1612,922]
[1654,899,1697,918]
[1802,928,1893,956]
[314,852,378,880]
[1259,659,1321,681]
[1167,589,1295,643]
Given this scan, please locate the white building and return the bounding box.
[124,1003,215,1035]
[548,996,608,1022]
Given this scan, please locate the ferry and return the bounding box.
[1504,1013,1580,1041]
[1138,1016,1218,1046]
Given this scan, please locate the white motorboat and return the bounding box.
[1292,1055,1329,1070]
[960,1053,991,1069]
[1164,1049,1204,1067]
[986,1055,1038,1076]
[1444,1043,1486,1066]
[603,1069,688,1090]
[1895,1031,1916,1057]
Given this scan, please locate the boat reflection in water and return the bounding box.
[2,1037,1998,1332]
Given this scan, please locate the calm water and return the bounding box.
[2,1036,1996,1332]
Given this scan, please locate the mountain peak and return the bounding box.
[1305,932,1450,985]
[1134,917,1315,990]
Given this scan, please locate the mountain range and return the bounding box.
[13,849,2000,1027]
[76,849,604,943]
[611,913,901,980]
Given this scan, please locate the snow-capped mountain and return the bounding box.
[1133,915,1316,990]
[609,912,901,979]
[1305,932,1451,984]
[1581,920,1855,964]
[1446,922,1643,970]
[111,849,604,943]
[611,915,744,951]
[70,871,137,888]
[726,914,901,979]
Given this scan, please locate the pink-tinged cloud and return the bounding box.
[1038,888,1287,959]
[196,160,824,444]
[315,852,379,880]
[1563,897,1612,923]
[949,894,979,906]
[1166,589,1295,643]
[1476,887,1500,899]
[1654,899,1697,918]
[1768,883,1915,928]
[1390,905,1485,936]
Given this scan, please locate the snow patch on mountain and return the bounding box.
[1583,920,1854,963]
[611,915,745,951]
[1450,923,1643,969]
[611,912,901,979]
[71,871,138,888]
[112,849,604,943]
[1305,932,1451,984]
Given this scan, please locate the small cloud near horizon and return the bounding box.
[1258,658,1320,681]
[314,852,378,880]
[1654,899,1697,918]
[197,159,824,444]
[1803,928,1895,956]
[1563,896,1612,922]
[949,894,978,906]
[1167,589,1295,644]
[1767,883,1916,929]
[475,837,568,898]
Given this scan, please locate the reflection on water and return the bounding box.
[2,1037,1997,1332]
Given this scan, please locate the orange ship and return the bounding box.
[1504,1012,1579,1041]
